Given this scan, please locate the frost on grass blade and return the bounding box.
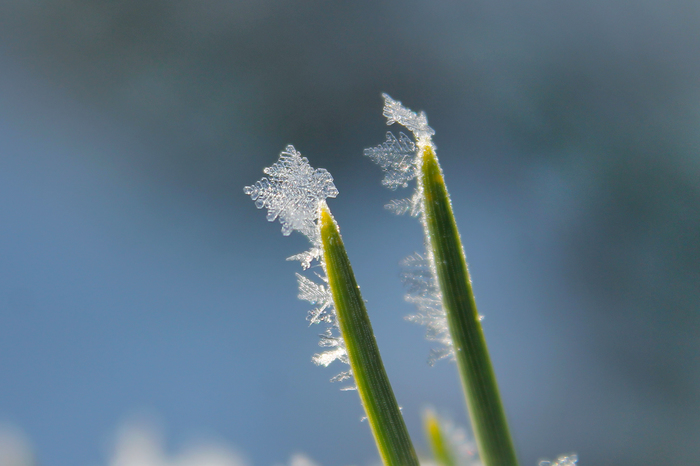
[364,94,436,194]
[245,145,352,389]
[538,454,578,466]
[365,95,455,363]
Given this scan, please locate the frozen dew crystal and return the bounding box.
[364,94,436,191]
[297,267,352,386]
[312,327,354,388]
[384,198,413,216]
[382,93,435,143]
[287,247,322,270]
[385,190,423,217]
[296,273,333,325]
[401,253,454,365]
[312,345,346,367]
[244,145,338,241]
[364,132,417,190]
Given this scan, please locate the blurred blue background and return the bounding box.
[0,1,698,465]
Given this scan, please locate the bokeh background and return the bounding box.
[0,1,699,465]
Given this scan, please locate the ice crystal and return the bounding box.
[244,145,338,242]
[286,248,321,270]
[384,192,422,217]
[245,146,351,388]
[311,327,354,389]
[364,132,417,189]
[296,273,333,325]
[382,93,435,144]
[401,254,454,365]
[538,454,578,466]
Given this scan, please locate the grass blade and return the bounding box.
[320,206,419,466]
[420,146,519,466]
[424,409,457,466]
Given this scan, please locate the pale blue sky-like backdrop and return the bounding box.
[0,1,698,465]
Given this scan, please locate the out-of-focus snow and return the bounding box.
[0,425,34,466]
[109,422,249,466]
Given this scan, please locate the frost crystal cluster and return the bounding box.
[364,132,417,190]
[245,146,352,388]
[244,145,338,242]
[364,94,454,364]
[401,254,452,364]
[382,93,435,144]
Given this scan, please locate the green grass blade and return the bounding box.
[424,409,457,466]
[320,206,419,466]
[420,146,519,466]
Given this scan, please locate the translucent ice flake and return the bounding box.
[286,247,322,270]
[244,145,338,241]
[364,132,417,190]
[297,270,353,386]
[312,345,346,367]
[538,454,578,466]
[385,191,422,217]
[296,273,333,325]
[311,327,353,387]
[382,93,435,144]
[401,253,454,365]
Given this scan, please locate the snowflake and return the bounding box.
[244,145,338,241]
